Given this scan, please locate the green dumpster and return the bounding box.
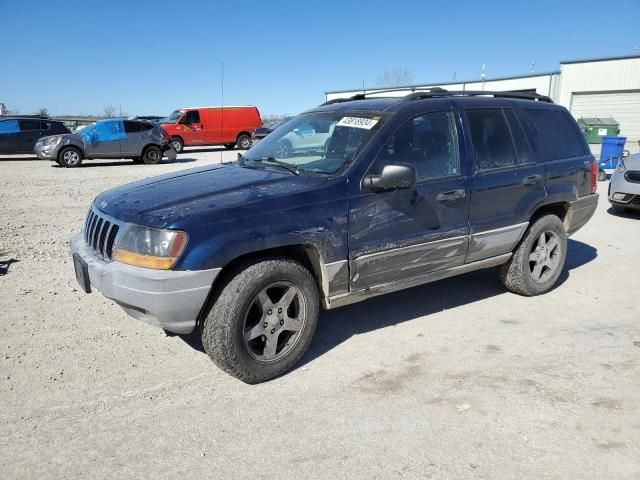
[577,117,620,144]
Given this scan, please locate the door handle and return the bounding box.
[522,174,543,185]
[436,189,466,202]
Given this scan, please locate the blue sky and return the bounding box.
[1,0,639,117]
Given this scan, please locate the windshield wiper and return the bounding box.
[253,157,300,175]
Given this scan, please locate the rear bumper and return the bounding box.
[565,193,599,236]
[70,234,220,334]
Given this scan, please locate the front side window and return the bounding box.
[244,111,385,175]
[369,111,460,181]
[466,109,517,171]
[124,121,143,133]
[0,119,19,134]
[182,110,201,124]
[79,120,124,143]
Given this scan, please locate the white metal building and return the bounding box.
[325,55,640,153]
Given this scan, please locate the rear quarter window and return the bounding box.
[521,109,587,161]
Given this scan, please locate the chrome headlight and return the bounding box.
[616,159,626,173]
[113,224,188,270]
[45,136,62,147]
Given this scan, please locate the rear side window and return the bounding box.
[0,120,19,134]
[521,109,586,161]
[183,110,201,124]
[124,121,143,133]
[18,119,41,131]
[466,109,516,170]
[504,110,533,164]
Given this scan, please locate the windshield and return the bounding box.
[244,111,385,175]
[75,122,96,134]
[163,110,183,124]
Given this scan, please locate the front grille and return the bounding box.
[625,170,640,183]
[83,206,123,260]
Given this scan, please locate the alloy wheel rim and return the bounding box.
[242,281,306,362]
[529,230,560,283]
[172,140,181,151]
[64,151,79,165]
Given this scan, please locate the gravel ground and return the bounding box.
[1,151,639,479]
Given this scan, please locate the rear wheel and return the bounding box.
[224,143,236,150]
[170,137,184,153]
[500,214,567,296]
[236,134,251,150]
[201,257,319,384]
[142,145,162,165]
[58,147,83,168]
[132,157,143,164]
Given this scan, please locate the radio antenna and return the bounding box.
[220,62,224,163]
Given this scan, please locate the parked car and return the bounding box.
[251,117,293,145]
[70,90,599,383]
[0,117,70,154]
[35,118,176,167]
[608,152,640,213]
[160,106,262,153]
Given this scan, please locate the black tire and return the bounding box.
[598,170,606,182]
[500,214,567,296]
[58,147,83,168]
[224,143,236,150]
[132,157,143,164]
[612,204,629,214]
[201,257,319,384]
[170,137,184,153]
[236,134,251,150]
[142,145,162,165]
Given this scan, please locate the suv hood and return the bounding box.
[94,164,330,229]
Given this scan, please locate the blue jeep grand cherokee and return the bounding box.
[71,90,599,383]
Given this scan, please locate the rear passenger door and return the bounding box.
[122,121,146,156]
[18,119,44,153]
[461,102,546,263]
[348,107,470,290]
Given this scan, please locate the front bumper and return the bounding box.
[34,142,60,160]
[609,170,640,210]
[564,193,599,236]
[70,234,220,334]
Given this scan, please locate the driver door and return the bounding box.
[178,110,203,145]
[348,109,470,290]
[82,120,123,158]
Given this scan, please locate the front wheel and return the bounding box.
[500,214,567,296]
[236,134,251,150]
[58,147,83,168]
[170,137,184,153]
[201,257,319,384]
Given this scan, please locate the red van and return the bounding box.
[161,106,262,153]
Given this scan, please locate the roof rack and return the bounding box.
[320,87,449,106]
[320,88,553,106]
[402,89,553,103]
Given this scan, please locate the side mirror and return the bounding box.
[362,164,416,192]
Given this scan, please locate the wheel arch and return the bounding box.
[236,131,251,141]
[196,243,329,329]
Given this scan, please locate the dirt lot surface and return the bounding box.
[1,151,639,479]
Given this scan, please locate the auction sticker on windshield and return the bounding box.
[337,116,379,129]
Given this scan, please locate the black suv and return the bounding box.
[0,117,70,154]
[71,90,599,383]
